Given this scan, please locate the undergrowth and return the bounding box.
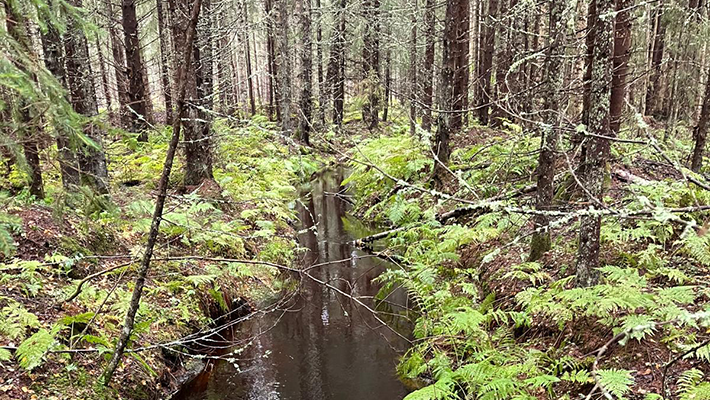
[345,123,710,400]
[0,116,322,398]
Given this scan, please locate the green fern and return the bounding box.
[596,368,634,398]
[16,328,54,370]
[677,369,710,400]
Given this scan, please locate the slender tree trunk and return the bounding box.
[610,0,632,135]
[101,0,203,384]
[122,0,150,140]
[645,0,665,118]
[105,0,131,128]
[242,0,256,116]
[217,8,235,114]
[576,0,614,287]
[477,0,497,125]
[265,0,279,121]
[529,0,566,261]
[65,0,110,194]
[433,0,461,186]
[362,0,381,130]
[22,137,44,199]
[574,0,597,160]
[491,0,510,127]
[40,18,80,189]
[421,0,435,132]
[408,0,418,135]
[157,0,174,122]
[252,32,263,108]
[316,0,326,127]
[298,0,313,143]
[94,33,114,121]
[275,0,293,134]
[328,0,346,126]
[452,0,470,132]
[183,0,214,185]
[691,64,710,172]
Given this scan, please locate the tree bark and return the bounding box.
[265,0,279,121]
[433,0,463,185]
[40,18,80,189]
[95,33,115,122]
[491,0,511,127]
[65,0,110,194]
[452,0,470,132]
[298,0,313,143]
[105,0,131,128]
[156,0,174,122]
[408,0,418,135]
[275,0,293,134]
[645,0,665,118]
[576,0,614,287]
[362,0,381,130]
[327,0,346,126]
[529,0,566,261]
[122,0,150,140]
[477,0,498,125]
[242,0,256,116]
[691,64,710,172]
[101,0,203,384]
[610,0,632,135]
[316,0,326,127]
[183,0,214,186]
[421,0,436,132]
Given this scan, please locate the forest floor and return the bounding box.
[2,108,710,399]
[338,114,710,399]
[0,116,324,399]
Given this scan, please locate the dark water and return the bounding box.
[174,169,410,400]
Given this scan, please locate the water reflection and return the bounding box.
[175,168,410,400]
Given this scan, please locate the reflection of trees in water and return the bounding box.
[177,168,409,400]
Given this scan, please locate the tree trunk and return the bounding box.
[298,0,313,143]
[95,33,115,122]
[265,0,279,121]
[610,0,632,135]
[157,0,174,123]
[576,0,614,287]
[433,0,462,185]
[408,0,418,135]
[316,0,326,127]
[22,137,44,199]
[183,0,214,186]
[65,0,110,194]
[452,0,470,132]
[362,0,381,130]
[328,0,346,126]
[40,18,80,189]
[691,64,710,172]
[421,0,436,132]
[529,0,566,262]
[217,7,235,114]
[645,0,665,118]
[275,0,293,134]
[383,45,391,122]
[101,0,203,384]
[491,0,511,127]
[122,0,150,140]
[242,0,256,116]
[477,0,498,125]
[105,0,131,128]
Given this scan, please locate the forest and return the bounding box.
[1,0,710,397]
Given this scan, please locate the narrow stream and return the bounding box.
[174,168,410,400]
